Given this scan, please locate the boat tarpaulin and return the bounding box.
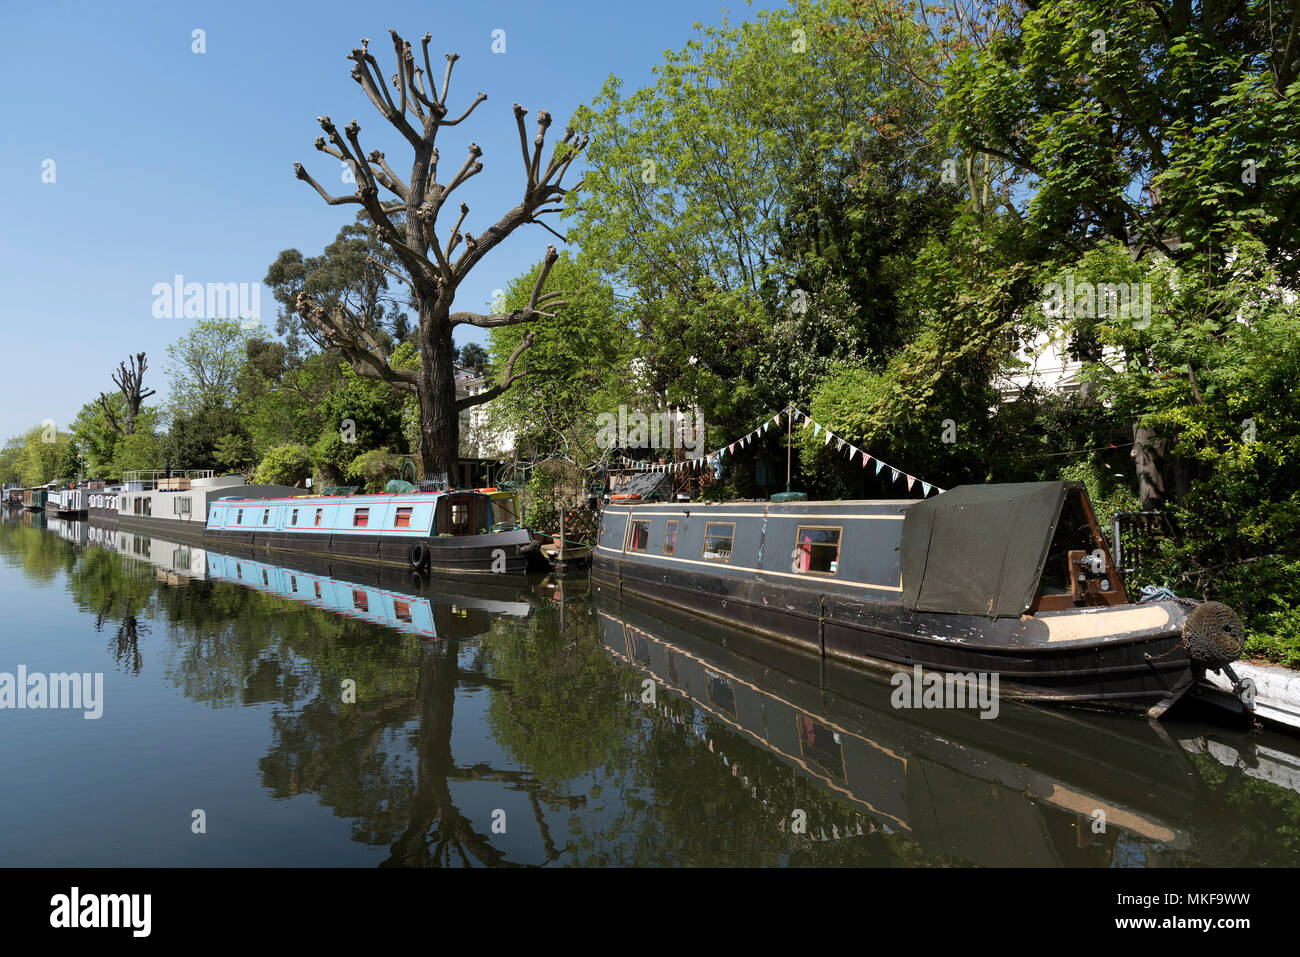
[612,471,669,500]
[901,481,1075,618]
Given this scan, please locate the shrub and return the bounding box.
[253,444,314,487]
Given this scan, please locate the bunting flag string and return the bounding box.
[612,403,946,496]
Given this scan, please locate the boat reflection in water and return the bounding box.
[88,519,537,640]
[45,515,88,547]
[205,552,536,639]
[87,524,207,585]
[594,587,1300,866]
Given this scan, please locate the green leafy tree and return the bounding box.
[112,412,166,476]
[488,251,633,466]
[265,212,412,361]
[253,444,315,486]
[570,0,958,438]
[164,318,253,418]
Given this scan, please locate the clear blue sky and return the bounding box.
[0,0,777,441]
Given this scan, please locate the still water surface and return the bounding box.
[2,510,1299,866]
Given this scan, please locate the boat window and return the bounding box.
[263,508,270,525]
[175,496,191,517]
[237,509,244,525]
[314,508,323,527]
[490,495,518,530]
[664,521,678,555]
[395,601,412,623]
[314,581,321,599]
[794,526,842,575]
[702,523,735,562]
[291,508,299,526]
[290,576,298,593]
[395,507,413,528]
[627,520,651,552]
[451,502,470,534]
[1031,488,1126,610]
[353,507,369,528]
[352,589,368,612]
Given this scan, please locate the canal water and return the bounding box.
[2,509,1299,867]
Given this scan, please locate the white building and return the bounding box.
[455,365,516,459]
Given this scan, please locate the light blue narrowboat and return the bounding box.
[204,487,547,573]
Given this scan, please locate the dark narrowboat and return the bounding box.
[593,481,1252,717]
[205,487,550,574]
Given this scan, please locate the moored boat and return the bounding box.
[46,486,90,517]
[204,486,550,574]
[88,486,122,524]
[117,470,300,536]
[592,480,1253,717]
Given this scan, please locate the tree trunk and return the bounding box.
[1131,423,1170,510]
[417,299,459,480]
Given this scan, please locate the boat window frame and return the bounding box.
[291,508,299,526]
[394,506,413,528]
[702,522,736,563]
[262,508,271,526]
[237,509,244,525]
[625,518,651,553]
[793,524,843,577]
[353,507,370,528]
[663,520,679,555]
[314,508,323,527]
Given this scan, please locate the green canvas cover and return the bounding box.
[901,481,1074,618]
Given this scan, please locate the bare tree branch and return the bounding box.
[456,330,534,410]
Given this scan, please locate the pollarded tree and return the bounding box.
[97,353,157,437]
[292,30,587,479]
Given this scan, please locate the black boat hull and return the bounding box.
[205,524,545,574]
[591,559,1198,711]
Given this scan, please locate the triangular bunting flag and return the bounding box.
[823,431,832,446]
[907,476,916,492]
[890,468,900,482]
[875,460,884,475]
[813,424,821,437]
[922,482,932,496]
[862,454,870,468]
[803,417,813,429]
[836,438,844,451]
[728,443,735,454]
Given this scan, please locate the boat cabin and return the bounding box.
[597,481,1128,618]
